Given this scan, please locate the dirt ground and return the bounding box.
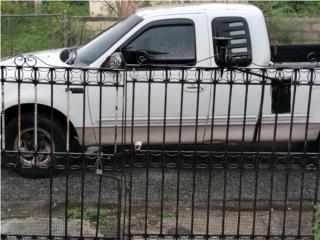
[1,167,318,238]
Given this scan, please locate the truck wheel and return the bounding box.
[5,112,66,177]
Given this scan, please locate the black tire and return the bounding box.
[5,112,66,177]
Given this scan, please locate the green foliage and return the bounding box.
[0,1,94,58]
[1,15,64,57]
[1,1,89,16]
[68,207,115,226]
[148,216,160,226]
[66,18,96,46]
[249,1,318,44]
[250,1,320,18]
[132,210,175,227]
[1,2,33,15]
[1,211,8,220]
[162,211,175,219]
[141,1,152,8]
[315,204,320,240]
[148,211,176,226]
[266,9,302,44]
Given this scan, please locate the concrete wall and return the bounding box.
[295,18,320,43]
[266,17,320,44]
[89,0,110,16]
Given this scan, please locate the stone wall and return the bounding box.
[266,17,320,44]
[297,18,320,43]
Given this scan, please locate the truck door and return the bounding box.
[110,14,211,145]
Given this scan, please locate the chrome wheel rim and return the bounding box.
[14,128,54,167]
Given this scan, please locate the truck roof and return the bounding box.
[135,3,260,18]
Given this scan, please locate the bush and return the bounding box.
[1,1,89,16]
[1,15,63,57]
[250,1,320,18]
[250,1,319,44]
[64,17,96,47]
[1,1,90,58]
[315,204,320,240]
[265,9,303,44]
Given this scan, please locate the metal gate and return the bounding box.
[1,57,320,239]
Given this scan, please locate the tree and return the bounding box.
[103,1,139,17]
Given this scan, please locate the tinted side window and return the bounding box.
[212,17,252,66]
[122,23,196,65]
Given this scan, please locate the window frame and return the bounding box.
[118,18,197,66]
[211,17,252,67]
[74,14,143,66]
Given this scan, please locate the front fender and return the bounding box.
[1,83,83,128]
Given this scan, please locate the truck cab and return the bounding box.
[69,4,277,146]
[74,4,270,69]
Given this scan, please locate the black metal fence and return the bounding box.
[1,57,320,239]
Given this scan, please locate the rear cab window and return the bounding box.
[212,17,252,67]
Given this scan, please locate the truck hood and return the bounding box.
[0,48,69,68]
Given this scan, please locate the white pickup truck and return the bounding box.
[1,3,320,173]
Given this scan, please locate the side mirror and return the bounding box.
[213,37,232,68]
[104,52,125,69]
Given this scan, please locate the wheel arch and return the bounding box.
[4,103,78,140]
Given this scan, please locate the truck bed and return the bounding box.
[271,44,320,63]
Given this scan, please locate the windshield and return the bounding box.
[73,14,142,66]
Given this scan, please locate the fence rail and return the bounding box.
[1,57,320,239]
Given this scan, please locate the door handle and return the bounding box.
[185,85,205,92]
[65,87,84,94]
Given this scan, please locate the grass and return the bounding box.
[68,207,116,226]
[67,208,176,227]
[1,1,92,58]
[0,14,97,58]
[134,210,176,226]
[1,211,8,220]
[314,204,320,240]
[149,211,176,226]
[162,211,175,219]
[1,15,63,58]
